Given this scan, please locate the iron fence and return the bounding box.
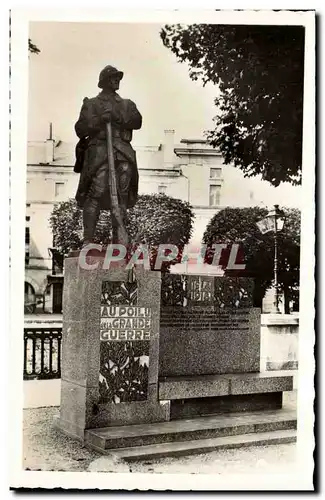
[24,328,62,380]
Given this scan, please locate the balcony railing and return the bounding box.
[24,327,62,380]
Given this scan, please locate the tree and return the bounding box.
[161,24,304,187]
[276,208,301,312]
[203,206,300,312]
[49,194,194,270]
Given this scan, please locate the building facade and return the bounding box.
[25,130,300,313]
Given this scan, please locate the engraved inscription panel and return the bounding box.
[99,281,150,404]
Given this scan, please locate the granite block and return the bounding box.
[87,407,296,439]
[85,407,296,453]
[88,399,170,428]
[147,381,159,401]
[253,417,297,433]
[229,374,293,395]
[159,375,230,400]
[138,271,161,386]
[63,255,81,274]
[147,335,160,386]
[159,308,261,376]
[111,430,297,461]
[59,379,100,429]
[85,386,104,427]
[62,275,88,322]
[170,392,283,420]
[61,319,88,386]
[59,379,87,430]
[54,416,85,442]
[87,421,255,450]
[61,257,102,387]
[87,382,170,428]
[159,372,294,400]
[84,307,102,389]
[59,257,164,435]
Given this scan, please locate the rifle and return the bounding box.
[105,122,129,246]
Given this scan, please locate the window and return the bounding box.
[209,185,221,207]
[55,182,65,197]
[25,227,30,245]
[210,168,222,179]
[24,282,36,313]
[158,185,167,194]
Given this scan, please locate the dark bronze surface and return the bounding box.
[74,65,142,246]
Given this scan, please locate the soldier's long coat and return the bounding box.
[74,90,142,210]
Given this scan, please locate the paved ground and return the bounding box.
[23,408,99,472]
[23,401,297,475]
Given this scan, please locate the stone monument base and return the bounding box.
[83,370,296,458]
[57,264,296,457]
[56,255,170,443]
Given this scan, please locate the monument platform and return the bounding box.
[84,408,296,460]
[56,260,297,458]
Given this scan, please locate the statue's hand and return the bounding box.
[100,104,113,123]
[101,110,111,123]
[100,104,122,125]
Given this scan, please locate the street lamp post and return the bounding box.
[257,204,285,314]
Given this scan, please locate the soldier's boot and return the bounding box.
[82,197,100,246]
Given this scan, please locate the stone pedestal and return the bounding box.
[159,275,260,376]
[260,314,299,371]
[56,255,170,441]
[157,275,294,420]
[57,267,296,456]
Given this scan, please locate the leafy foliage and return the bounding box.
[161,24,304,186]
[276,208,301,311]
[203,206,300,309]
[49,199,84,254]
[49,194,194,270]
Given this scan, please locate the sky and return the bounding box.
[27,22,219,146]
[26,20,304,208]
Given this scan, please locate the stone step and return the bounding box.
[85,408,296,451]
[159,371,294,400]
[111,429,297,462]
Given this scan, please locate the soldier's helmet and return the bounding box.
[98,65,124,88]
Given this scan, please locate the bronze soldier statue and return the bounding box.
[74,65,142,246]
